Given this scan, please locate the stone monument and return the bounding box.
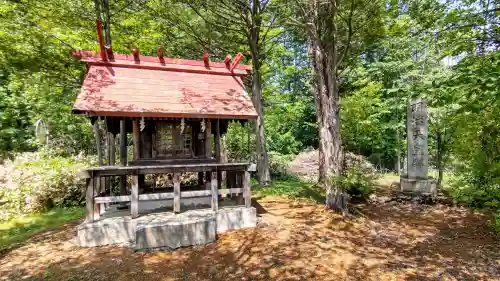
[400,99,437,195]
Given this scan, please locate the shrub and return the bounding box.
[490,213,500,234]
[268,152,294,180]
[448,171,500,210]
[336,164,376,201]
[1,151,95,218]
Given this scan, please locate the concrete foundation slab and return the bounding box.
[76,207,257,249]
[400,177,437,195]
[77,216,136,247]
[136,210,216,250]
[216,207,257,233]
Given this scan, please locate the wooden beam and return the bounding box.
[215,119,222,189]
[141,123,152,158]
[93,121,103,166]
[205,119,211,159]
[181,190,211,197]
[139,192,173,200]
[85,177,94,223]
[85,163,253,177]
[218,188,243,195]
[243,171,251,208]
[109,133,116,165]
[211,172,218,211]
[119,119,127,196]
[94,195,130,203]
[131,175,139,218]
[173,173,180,213]
[132,119,140,160]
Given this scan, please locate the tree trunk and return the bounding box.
[252,66,270,185]
[249,8,270,185]
[309,38,346,212]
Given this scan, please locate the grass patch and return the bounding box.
[0,207,83,250]
[254,177,325,203]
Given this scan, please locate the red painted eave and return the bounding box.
[73,64,258,120]
[72,50,252,75]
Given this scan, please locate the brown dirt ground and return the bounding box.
[1,185,499,281]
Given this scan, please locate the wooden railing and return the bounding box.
[79,163,254,223]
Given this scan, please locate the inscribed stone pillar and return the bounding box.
[406,99,428,179]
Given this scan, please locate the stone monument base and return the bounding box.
[400,176,437,195]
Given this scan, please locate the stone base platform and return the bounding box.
[76,207,257,250]
[400,176,437,195]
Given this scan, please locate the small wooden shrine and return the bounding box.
[73,30,257,229]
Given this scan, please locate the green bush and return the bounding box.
[336,164,376,201]
[1,151,95,218]
[448,171,500,210]
[490,213,500,234]
[268,152,294,180]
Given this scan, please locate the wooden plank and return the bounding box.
[181,190,211,197]
[173,173,180,213]
[131,175,139,218]
[139,192,173,200]
[94,195,131,203]
[211,172,218,211]
[128,158,216,166]
[132,119,140,160]
[243,171,251,208]
[218,188,243,195]
[86,162,253,177]
[85,177,94,223]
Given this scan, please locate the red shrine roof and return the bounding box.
[72,50,257,119]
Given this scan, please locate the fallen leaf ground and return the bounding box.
[1,186,499,281]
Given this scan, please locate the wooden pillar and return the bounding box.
[106,132,115,209]
[243,171,251,208]
[109,133,116,165]
[93,121,104,199]
[205,119,212,159]
[119,119,127,195]
[141,123,152,158]
[173,173,180,213]
[85,176,95,223]
[131,174,139,218]
[132,119,140,160]
[204,120,212,189]
[93,121,103,165]
[215,119,222,189]
[139,123,151,189]
[211,172,218,211]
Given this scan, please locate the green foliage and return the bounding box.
[0,207,83,250]
[333,164,376,201]
[1,151,95,218]
[225,121,255,162]
[254,178,325,203]
[490,213,500,234]
[268,152,294,180]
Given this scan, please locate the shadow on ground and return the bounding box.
[1,195,499,281]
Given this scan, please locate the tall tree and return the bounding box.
[178,0,280,184]
[291,0,383,211]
